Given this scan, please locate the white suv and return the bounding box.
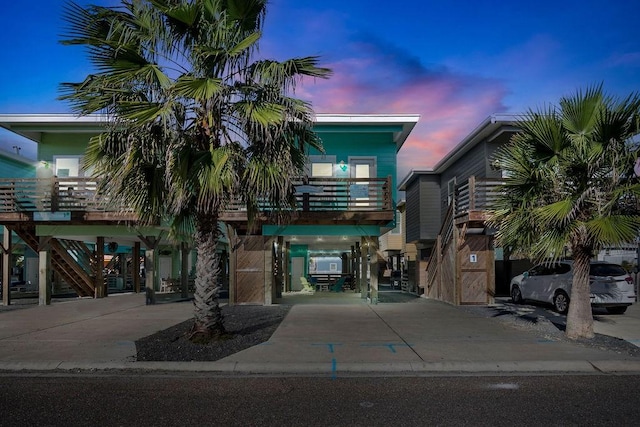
[510,261,636,314]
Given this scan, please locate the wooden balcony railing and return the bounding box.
[225,176,393,213]
[0,175,393,220]
[0,177,109,214]
[454,176,504,217]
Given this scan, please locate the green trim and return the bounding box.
[262,224,381,236]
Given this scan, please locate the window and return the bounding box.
[447,177,456,206]
[308,155,336,178]
[391,211,402,234]
[551,263,571,275]
[311,162,333,177]
[590,263,627,277]
[529,265,549,276]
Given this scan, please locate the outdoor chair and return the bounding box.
[300,277,316,293]
[330,276,347,292]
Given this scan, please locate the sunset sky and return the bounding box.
[1,0,639,179]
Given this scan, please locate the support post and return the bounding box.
[284,242,291,292]
[2,227,11,306]
[264,237,274,305]
[354,242,362,297]
[133,241,141,293]
[145,240,157,292]
[96,236,105,297]
[368,236,379,303]
[468,175,476,210]
[436,235,442,299]
[275,236,284,298]
[226,225,237,305]
[359,238,368,298]
[38,237,52,306]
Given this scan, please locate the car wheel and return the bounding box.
[553,291,569,314]
[606,306,627,315]
[511,285,523,304]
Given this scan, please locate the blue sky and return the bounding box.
[1,0,639,178]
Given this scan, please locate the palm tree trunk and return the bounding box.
[189,211,226,343]
[565,246,594,339]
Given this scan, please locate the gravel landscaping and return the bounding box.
[460,303,640,358]
[136,304,291,362]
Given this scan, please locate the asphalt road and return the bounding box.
[1,374,639,426]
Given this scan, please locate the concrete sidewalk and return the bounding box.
[1,292,639,375]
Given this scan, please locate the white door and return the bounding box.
[349,157,376,208]
[291,257,305,291]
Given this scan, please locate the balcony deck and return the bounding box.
[453,176,503,227]
[0,176,394,228]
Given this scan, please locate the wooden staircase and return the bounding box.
[421,198,495,305]
[10,225,96,297]
[423,203,455,296]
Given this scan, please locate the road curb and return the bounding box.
[3,359,640,375]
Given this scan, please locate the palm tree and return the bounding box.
[489,85,640,339]
[59,0,331,342]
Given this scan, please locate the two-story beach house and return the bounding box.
[399,114,528,305]
[0,113,419,306]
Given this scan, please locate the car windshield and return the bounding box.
[589,263,627,277]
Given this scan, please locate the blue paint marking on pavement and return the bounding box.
[312,343,343,353]
[331,358,337,380]
[360,343,411,353]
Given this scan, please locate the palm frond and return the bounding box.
[173,75,223,100]
[586,216,640,247]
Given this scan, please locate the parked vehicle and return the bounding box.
[510,261,636,314]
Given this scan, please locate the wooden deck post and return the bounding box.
[133,241,141,293]
[138,235,160,293]
[468,176,476,211]
[2,227,11,306]
[353,241,362,297]
[368,236,379,303]
[284,241,291,293]
[360,238,369,297]
[226,225,237,306]
[436,235,442,299]
[95,236,105,298]
[50,178,59,212]
[275,236,284,298]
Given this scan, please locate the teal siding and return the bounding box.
[39,133,97,161]
[263,224,382,237]
[312,129,398,201]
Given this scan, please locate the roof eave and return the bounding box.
[432,113,522,173]
[315,114,420,152]
[398,168,436,191]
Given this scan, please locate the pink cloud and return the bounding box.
[295,40,508,177]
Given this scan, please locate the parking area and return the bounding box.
[478,296,640,348]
